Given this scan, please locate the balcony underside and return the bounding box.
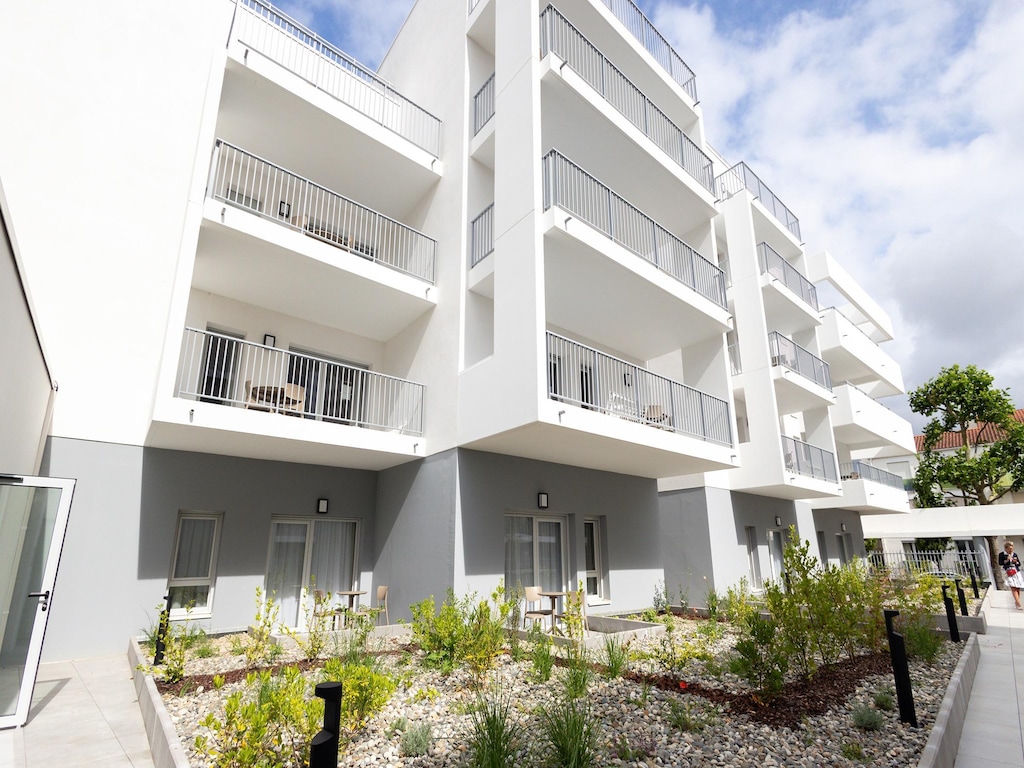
[194,206,435,341]
[462,402,736,479]
[148,399,422,471]
[809,478,910,514]
[543,221,730,360]
[220,56,440,220]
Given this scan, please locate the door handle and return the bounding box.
[28,590,50,611]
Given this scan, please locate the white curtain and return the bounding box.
[267,522,308,627]
[504,516,534,591]
[310,520,356,596]
[173,518,215,579]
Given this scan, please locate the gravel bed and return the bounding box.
[156,617,966,768]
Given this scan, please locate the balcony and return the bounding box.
[209,140,435,283]
[782,435,838,483]
[539,6,712,192]
[177,328,424,435]
[717,162,801,241]
[542,150,724,307]
[547,333,732,446]
[232,0,441,156]
[470,204,494,267]
[595,0,698,101]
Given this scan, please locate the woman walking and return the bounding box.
[999,540,1024,610]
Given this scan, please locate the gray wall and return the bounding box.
[456,449,662,614]
[41,438,377,661]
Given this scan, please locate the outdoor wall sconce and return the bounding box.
[317,498,329,514]
[841,522,848,532]
[775,516,782,527]
[537,493,549,509]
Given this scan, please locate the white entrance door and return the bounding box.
[0,475,75,729]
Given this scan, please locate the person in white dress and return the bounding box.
[998,540,1024,610]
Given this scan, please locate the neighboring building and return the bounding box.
[1,0,912,662]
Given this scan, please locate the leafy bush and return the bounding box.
[540,697,597,768]
[852,704,884,731]
[466,689,525,768]
[400,721,433,756]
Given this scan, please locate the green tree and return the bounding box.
[908,364,1024,587]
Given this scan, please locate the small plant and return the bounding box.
[840,740,865,761]
[400,721,433,757]
[852,704,884,731]
[541,697,598,768]
[602,635,628,678]
[873,687,896,711]
[529,622,554,682]
[466,689,525,768]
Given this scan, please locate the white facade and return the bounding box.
[1,0,914,658]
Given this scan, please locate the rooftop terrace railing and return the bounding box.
[716,162,801,240]
[840,461,904,489]
[539,6,713,192]
[781,435,837,482]
[547,332,732,446]
[470,204,494,267]
[758,242,818,310]
[768,331,831,390]
[596,0,697,102]
[473,73,496,135]
[209,140,436,283]
[542,150,726,307]
[179,327,424,435]
[233,0,441,156]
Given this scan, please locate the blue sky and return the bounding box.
[277,0,1024,430]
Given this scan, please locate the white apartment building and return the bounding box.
[0,0,912,679]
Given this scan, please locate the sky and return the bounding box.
[278,0,1024,433]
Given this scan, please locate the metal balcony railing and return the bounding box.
[595,0,697,101]
[716,162,801,240]
[473,74,495,135]
[209,140,436,283]
[758,242,818,310]
[178,328,424,435]
[233,0,441,156]
[539,7,713,192]
[781,435,837,482]
[470,204,494,266]
[840,461,904,490]
[547,332,733,446]
[542,150,726,308]
[768,331,831,390]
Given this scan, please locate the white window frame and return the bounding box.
[167,511,223,620]
[583,518,608,604]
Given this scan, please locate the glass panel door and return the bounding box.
[0,476,75,729]
[266,522,309,628]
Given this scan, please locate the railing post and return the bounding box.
[884,609,918,727]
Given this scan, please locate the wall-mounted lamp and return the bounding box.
[775,516,782,527]
[841,522,847,532]
[317,498,329,514]
[537,492,549,509]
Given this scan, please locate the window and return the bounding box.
[745,526,761,588]
[584,519,606,601]
[266,517,359,629]
[505,515,566,596]
[167,512,222,618]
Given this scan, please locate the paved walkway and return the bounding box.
[956,587,1024,767]
[0,654,153,768]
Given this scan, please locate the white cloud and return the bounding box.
[652,0,1024,426]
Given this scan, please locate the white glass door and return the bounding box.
[0,476,75,729]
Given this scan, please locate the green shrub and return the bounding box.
[466,690,525,768]
[852,704,884,731]
[540,697,597,768]
[400,721,432,757]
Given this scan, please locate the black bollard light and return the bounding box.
[153,594,172,666]
[310,681,343,768]
[955,579,968,616]
[942,585,961,643]
[970,572,980,599]
[883,609,918,727]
